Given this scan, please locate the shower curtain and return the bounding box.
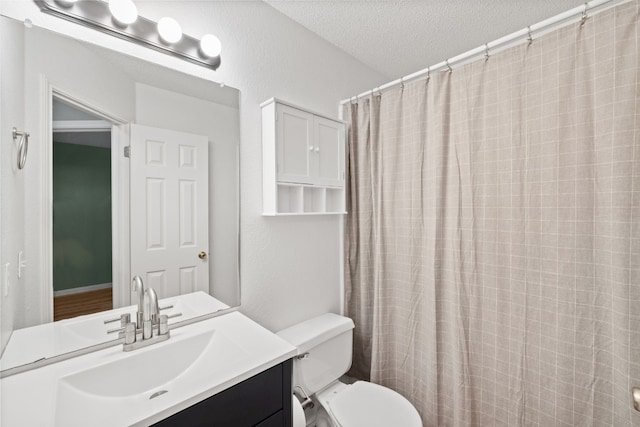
[345,2,640,426]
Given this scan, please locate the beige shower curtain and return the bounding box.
[345,2,640,426]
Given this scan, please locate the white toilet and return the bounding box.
[277,313,422,427]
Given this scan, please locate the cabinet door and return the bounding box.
[276,104,314,184]
[312,116,345,187]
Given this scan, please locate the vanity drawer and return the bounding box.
[152,359,292,427]
[255,410,284,427]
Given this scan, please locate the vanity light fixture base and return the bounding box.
[34,0,221,70]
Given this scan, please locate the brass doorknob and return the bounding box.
[198,251,208,260]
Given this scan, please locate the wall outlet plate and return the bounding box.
[18,251,26,279]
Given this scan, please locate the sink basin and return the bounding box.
[55,327,249,426]
[59,330,216,398]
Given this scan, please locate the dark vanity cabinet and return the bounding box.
[152,359,292,427]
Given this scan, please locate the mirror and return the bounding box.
[0,15,240,372]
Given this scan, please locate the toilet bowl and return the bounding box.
[278,313,422,427]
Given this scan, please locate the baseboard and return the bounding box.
[53,282,112,297]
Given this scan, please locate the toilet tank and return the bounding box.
[277,313,355,395]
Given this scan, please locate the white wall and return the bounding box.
[135,83,240,306]
[0,1,387,333]
[0,17,25,356]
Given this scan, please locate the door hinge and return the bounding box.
[124,146,131,158]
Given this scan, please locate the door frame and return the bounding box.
[41,77,130,322]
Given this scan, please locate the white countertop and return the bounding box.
[1,311,296,426]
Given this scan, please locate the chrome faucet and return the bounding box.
[142,287,159,340]
[106,280,178,351]
[131,275,145,326]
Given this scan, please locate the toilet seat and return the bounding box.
[317,381,422,427]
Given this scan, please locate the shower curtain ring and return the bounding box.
[445,60,452,73]
[426,66,431,83]
[374,87,382,97]
[484,43,490,61]
[580,3,589,26]
[527,26,533,45]
[400,77,405,90]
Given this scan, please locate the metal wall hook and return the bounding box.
[12,127,29,170]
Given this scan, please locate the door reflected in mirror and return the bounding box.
[0,15,241,371]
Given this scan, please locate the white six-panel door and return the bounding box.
[130,124,209,299]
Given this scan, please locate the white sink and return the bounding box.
[54,327,252,426]
[1,311,297,427]
[59,330,218,398]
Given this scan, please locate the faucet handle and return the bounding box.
[107,322,137,345]
[103,313,131,326]
[158,315,169,336]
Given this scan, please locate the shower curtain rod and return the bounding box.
[340,0,629,105]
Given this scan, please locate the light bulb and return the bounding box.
[157,17,182,44]
[109,0,138,26]
[199,34,222,58]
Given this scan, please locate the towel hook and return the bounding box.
[12,127,29,170]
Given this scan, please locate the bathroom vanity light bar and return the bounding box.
[35,0,222,70]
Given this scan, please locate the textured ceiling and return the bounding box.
[263,0,587,79]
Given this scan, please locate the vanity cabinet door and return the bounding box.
[152,359,292,427]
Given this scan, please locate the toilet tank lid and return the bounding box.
[277,313,355,354]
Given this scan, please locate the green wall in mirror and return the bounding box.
[52,142,112,292]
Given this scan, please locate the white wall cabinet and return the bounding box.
[262,98,346,216]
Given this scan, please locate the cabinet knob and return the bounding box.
[308,146,314,151]
[314,147,320,152]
